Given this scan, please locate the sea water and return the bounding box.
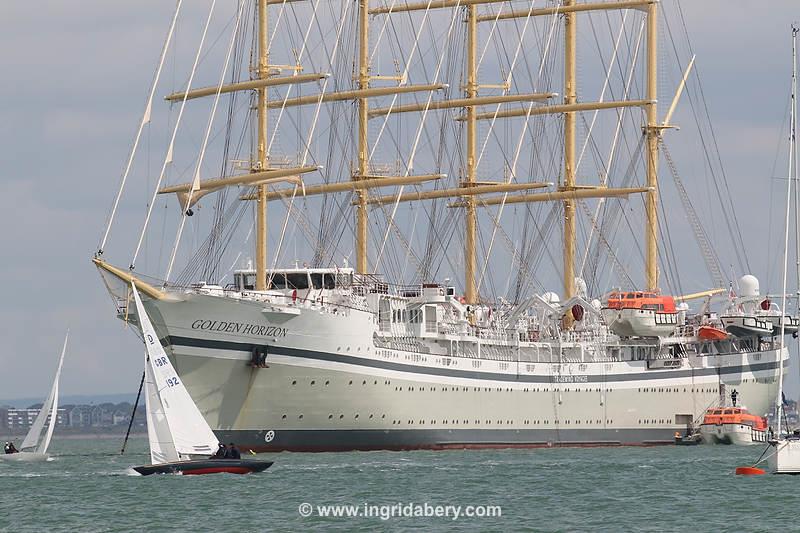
[0,437,792,532]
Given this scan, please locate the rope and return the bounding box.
[99,0,183,255]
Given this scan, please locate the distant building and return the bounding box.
[5,407,67,430]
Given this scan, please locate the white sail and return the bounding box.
[143,356,179,464]
[20,332,67,454]
[131,284,219,460]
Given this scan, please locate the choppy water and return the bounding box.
[0,437,793,532]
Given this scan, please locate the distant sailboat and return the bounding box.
[129,283,272,475]
[2,333,68,462]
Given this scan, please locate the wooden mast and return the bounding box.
[464,4,478,304]
[255,0,269,290]
[356,0,370,274]
[645,1,659,291]
[563,0,577,301]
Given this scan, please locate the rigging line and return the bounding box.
[475,8,561,294]
[475,0,545,172]
[580,16,645,274]
[368,0,435,161]
[267,0,325,155]
[271,0,353,270]
[673,3,750,274]
[372,0,465,273]
[131,0,218,270]
[575,10,629,174]
[99,0,184,255]
[165,0,245,283]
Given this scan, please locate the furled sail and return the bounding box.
[131,284,218,461]
[20,332,67,454]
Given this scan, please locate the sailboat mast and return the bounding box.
[464,5,478,304]
[563,0,577,301]
[644,1,659,291]
[356,0,370,274]
[778,25,798,437]
[255,0,270,290]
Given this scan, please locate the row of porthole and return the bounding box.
[275,416,615,426]
[291,379,391,386]
[638,387,717,393]
[289,379,617,393]
[639,419,671,424]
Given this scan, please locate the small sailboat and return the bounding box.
[2,333,68,462]
[129,283,272,476]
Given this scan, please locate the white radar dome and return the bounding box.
[591,299,602,311]
[738,275,760,297]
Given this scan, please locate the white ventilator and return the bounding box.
[131,283,218,464]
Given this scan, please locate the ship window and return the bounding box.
[286,273,309,289]
[267,273,287,289]
[238,273,256,290]
[310,273,336,289]
[723,409,734,415]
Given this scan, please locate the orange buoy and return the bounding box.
[735,466,766,476]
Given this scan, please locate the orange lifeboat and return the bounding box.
[701,407,767,431]
[602,291,679,337]
[698,325,728,341]
[605,291,677,313]
[699,407,769,445]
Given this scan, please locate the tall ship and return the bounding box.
[94,0,790,451]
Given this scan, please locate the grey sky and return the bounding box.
[0,1,798,401]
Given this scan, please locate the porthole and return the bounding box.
[281,414,287,419]
[292,380,297,385]
[298,414,303,419]
[325,380,330,386]
[311,380,316,385]
[339,414,344,419]
[328,414,333,419]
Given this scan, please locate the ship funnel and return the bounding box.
[738,275,760,297]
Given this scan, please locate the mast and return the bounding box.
[356,0,370,274]
[464,4,478,304]
[563,0,577,300]
[255,0,269,290]
[644,0,658,291]
[778,25,798,437]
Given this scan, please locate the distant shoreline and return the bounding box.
[1,431,146,441]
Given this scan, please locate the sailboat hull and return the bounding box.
[132,458,273,476]
[0,452,50,462]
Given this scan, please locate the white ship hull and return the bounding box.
[131,292,785,452]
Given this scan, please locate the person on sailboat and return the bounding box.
[4,442,18,454]
[226,443,241,460]
[212,443,227,459]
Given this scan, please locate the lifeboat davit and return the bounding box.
[698,325,728,341]
[601,291,678,337]
[698,407,769,445]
